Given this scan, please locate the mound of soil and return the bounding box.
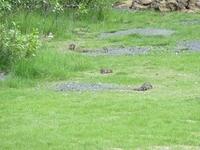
[177,40,200,52]
[83,46,150,56]
[100,28,175,39]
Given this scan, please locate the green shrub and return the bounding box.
[0,0,11,19]
[0,24,40,68]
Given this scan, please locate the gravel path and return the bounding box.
[83,46,150,56]
[100,28,175,39]
[177,40,200,52]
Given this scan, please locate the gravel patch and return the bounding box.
[55,82,128,92]
[54,82,153,92]
[0,72,6,81]
[100,28,175,39]
[181,19,200,25]
[177,40,200,52]
[146,146,200,150]
[83,46,150,56]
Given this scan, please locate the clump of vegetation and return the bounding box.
[1,0,112,18]
[0,0,11,19]
[0,24,40,68]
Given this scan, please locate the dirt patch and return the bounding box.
[177,40,200,52]
[100,28,175,39]
[83,46,150,56]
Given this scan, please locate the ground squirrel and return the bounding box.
[69,44,76,51]
[134,82,153,91]
[100,69,113,74]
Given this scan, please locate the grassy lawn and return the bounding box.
[1,9,200,150]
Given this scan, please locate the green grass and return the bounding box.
[1,8,200,150]
[0,88,200,149]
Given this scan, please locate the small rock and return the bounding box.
[134,82,153,91]
[69,44,76,51]
[100,69,113,74]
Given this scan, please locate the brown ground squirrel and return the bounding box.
[69,44,76,51]
[100,69,113,74]
[134,82,153,91]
